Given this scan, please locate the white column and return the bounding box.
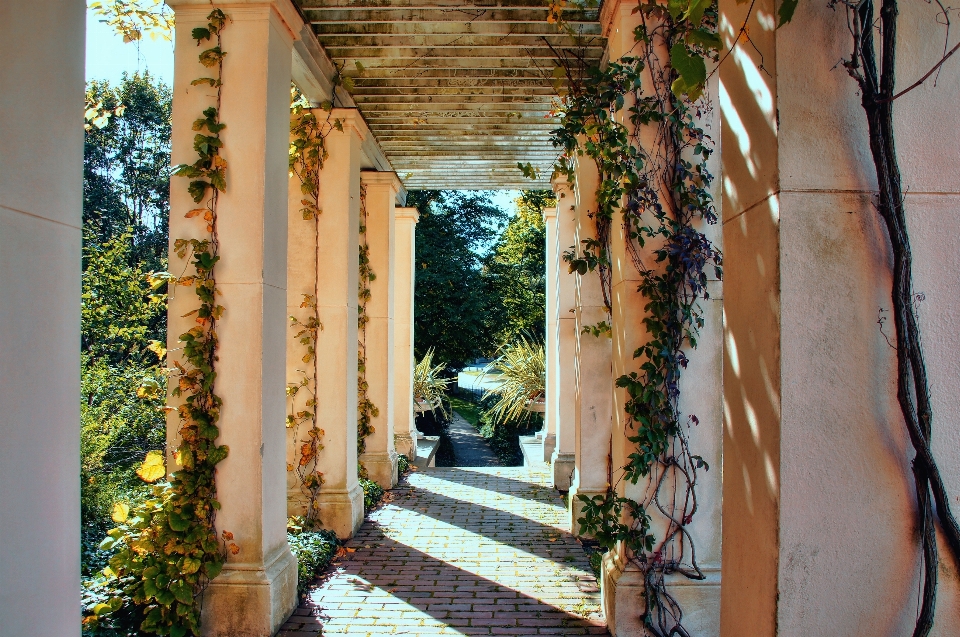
[551,179,578,490]
[312,108,367,539]
[720,0,960,633]
[0,2,83,634]
[568,157,614,535]
[165,1,303,634]
[543,206,559,464]
[359,171,403,487]
[393,207,420,459]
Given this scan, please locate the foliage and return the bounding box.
[357,184,379,455]
[474,394,540,466]
[482,336,546,425]
[360,478,385,512]
[408,190,508,367]
[551,0,721,633]
[84,73,172,272]
[89,0,174,43]
[414,348,452,418]
[482,191,553,346]
[447,394,482,427]
[88,12,232,636]
[287,526,339,597]
[397,454,411,475]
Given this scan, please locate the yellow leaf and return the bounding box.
[137,450,166,483]
[112,502,130,523]
[185,208,206,218]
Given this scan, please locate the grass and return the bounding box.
[448,394,482,426]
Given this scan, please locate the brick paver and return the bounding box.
[280,467,608,636]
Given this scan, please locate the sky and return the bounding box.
[84,7,520,214]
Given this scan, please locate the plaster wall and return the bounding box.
[720,0,960,633]
[0,1,84,634]
[359,172,400,487]
[312,109,366,539]
[166,4,300,634]
[393,208,419,458]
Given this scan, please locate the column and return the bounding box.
[165,1,303,634]
[568,157,614,535]
[543,206,559,464]
[719,0,960,633]
[0,1,83,634]
[359,171,403,487]
[597,4,723,635]
[551,178,578,490]
[393,207,420,459]
[312,108,367,539]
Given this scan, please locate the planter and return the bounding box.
[524,399,546,413]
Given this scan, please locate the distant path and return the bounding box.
[448,411,501,467]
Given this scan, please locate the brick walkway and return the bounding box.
[280,467,608,636]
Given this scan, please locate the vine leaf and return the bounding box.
[137,450,166,483]
[777,0,799,25]
[670,43,706,100]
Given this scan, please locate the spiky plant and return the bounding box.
[482,336,545,425]
[413,348,451,417]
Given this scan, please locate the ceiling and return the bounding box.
[297,0,605,190]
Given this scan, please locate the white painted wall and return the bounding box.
[0,2,84,635]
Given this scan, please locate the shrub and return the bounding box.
[360,477,385,512]
[287,528,339,597]
[397,454,410,475]
[482,336,545,425]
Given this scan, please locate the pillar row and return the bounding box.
[393,207,420,460]
[359,171,403,488]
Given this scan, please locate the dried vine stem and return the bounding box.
[357,183,379,459]
[833,0,960,633]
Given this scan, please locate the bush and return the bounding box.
[360,477,385,512]
[287,528,339,597]
[397,454,410,475]
[475,394,540,466]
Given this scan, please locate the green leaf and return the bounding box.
[667,0,686,19]
[191,27,211,42]
[171,580,194,605]
[669,43,706,99]
[685,28,722,51]
[777,0,799,25]
[683,0,712,24]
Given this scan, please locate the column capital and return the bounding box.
[165,0,304,42]
[543,206,558,222]
[361,170,404,195]
[395,207,420,224]
[329,107,373,142]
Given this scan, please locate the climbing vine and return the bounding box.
[287,99,342,522]
[550,1,721,634]
[87,10,235,636]
[357,184,379,457]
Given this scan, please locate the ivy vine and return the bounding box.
[550,1,721,634]
[357,183,379,458]
[88,9,235,637]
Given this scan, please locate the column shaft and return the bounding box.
[543,206,559,465]
[359,171,402,487]
[393,208,420,459]
[551,180,578,490]
[0,1,84,634]
[166,2,303,634]
[311,109,367,539]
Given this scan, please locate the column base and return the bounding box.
[601,549,720,637]
[550,451,576,491]
[360,450,398,488]
[316,482,365,539]
[394,432,415,459]
[201,544,298,637]
[568,486,605,539]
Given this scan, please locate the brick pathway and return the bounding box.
[280,466,608,636]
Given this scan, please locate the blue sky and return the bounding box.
[84,7,519,212]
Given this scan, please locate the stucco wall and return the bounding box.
[720,0,960,633]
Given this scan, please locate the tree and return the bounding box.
[482,191,554,346]
[409,190,508,367]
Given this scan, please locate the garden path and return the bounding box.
[280,466,608,636]
[447,412,501,467]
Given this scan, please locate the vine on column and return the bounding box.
[287,100,341,523]
[357,183,379,459]
[89,9,235,636]
[550,1,721,634]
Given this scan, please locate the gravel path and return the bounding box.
[447,411,501,468]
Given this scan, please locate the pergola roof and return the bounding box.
[298,0,605,190]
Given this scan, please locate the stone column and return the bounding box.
[359,171,402,487]
[551,178,578,490]
[719,0,960,634]
[0,2,83,634]
[165,1,303,634]
[393,207,420,459]
[597,4,723,635]
[568,157,614,535]
[543,206,559,464]
[312,108,368,539]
